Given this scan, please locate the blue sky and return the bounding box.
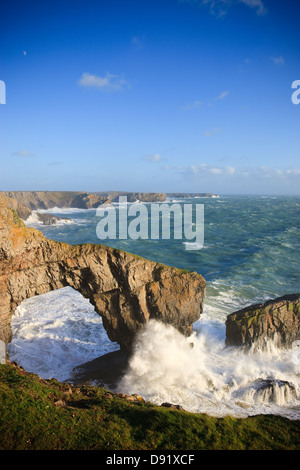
[0,0,299,194]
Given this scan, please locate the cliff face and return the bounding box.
[225,294,300,349]
[0,194,206,351]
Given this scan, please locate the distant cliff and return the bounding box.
[2,191,167,212]
[0,193,206,351]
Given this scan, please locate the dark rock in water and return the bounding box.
[225,293,300,349]
[36,212,72,225]
[71,350,129,389]
[234,378,297,405]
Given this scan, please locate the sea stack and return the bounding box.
[225,293,300,349]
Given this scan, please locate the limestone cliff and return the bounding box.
[225,293,300,349]
[0,194,206,351]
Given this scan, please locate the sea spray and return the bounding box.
[117,319,300,419]
[8,195,300,419]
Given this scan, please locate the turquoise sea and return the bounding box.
[8,195,300,419]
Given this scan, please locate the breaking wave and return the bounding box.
[117,319,300,419]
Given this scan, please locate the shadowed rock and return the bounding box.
[71,350,129,388]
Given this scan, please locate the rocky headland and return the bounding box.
[1,191,168,226]
[3,191,167,211]
[0,193,206,353]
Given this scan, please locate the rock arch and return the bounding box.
[0,194,206,352]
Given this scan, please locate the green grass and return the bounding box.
[10,208,25,227]
[0,363,299,450]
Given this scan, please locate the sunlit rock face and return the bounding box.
[226,293,300,349]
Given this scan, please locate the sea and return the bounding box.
[7,195,300,419]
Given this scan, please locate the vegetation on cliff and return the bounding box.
[0,362,299,450]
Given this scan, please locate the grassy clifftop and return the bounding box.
[0,362,299,450]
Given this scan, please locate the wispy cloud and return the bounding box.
[204,127,222,137]
[188,163,236,176]
[270,56,285,66]
[240,0,267,16]
[12,150,35,158]
[163,162,300,181]
[131,35,145,49]
[179,0,233,18]
[182,100,203,111]
[48,161,62,166]
[182,91,228,111]
[141,153,163,162]
[215,90,229,101]
[179,0,267,17]
[78,72,129,92]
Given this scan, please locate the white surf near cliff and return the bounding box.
[7,195,300,420]
[7,287,300,420]
[7,287,119,382]
[117,316,300,419]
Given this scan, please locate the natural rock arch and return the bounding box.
[0,194,206,352]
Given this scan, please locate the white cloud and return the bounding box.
[78,72,129,92]
[179,0,267,17]
[12,150,35,158]
[131,35,145,49]
[163,162,300,183]
[270,56,285,66]
[23,50,27,56]
[183,92,228,111]
[204,127,222,137]
[210,167,223,174]
[215,90,229,101]
[225,166,236,175]
[182,100,203,110]
[239,0,267,16]
[141,153,163,162]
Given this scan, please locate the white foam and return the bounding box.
[37,207,96,214]
[7,285,300,420]
[117,319,300,419]
[183,242,205,250]
[7,287,119,381]
[24,210,74,227]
